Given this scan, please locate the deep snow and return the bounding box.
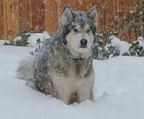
[0,45,144,119]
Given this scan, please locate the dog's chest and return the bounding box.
[50,57,93,94]
[52,59,91,78]
[51,71,90,93]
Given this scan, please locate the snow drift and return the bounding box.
[0,45,144,119]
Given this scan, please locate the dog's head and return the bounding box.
[60,5,99,59]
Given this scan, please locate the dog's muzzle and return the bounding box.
[80,39,87,48]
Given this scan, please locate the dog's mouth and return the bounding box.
[80,44,87,48]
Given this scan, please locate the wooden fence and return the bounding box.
[0,0,134,41]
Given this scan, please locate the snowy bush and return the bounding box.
[14,28,38,46]
[27,31,50,47]
[0,40,11,46]
[93,35,144,60]
[93,35,130,60]
[93,43,110,60]
[129,37,144,56]
[14,31,50,47]
[14,33,30,46]
[109,35,131,56]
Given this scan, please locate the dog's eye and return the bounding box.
[86,29,90,33]
[73,29,78,33]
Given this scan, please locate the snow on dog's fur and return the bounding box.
[17,5,99,104]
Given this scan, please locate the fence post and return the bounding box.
[19,0,32,32]
[45,0,58,36]
[3,0,7,40]
[3,0,20,41]
[0,0,3,39]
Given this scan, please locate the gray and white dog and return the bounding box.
[17,5,99,104]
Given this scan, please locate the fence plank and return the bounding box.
[31,0,45,32]
[45,0,58,36]
[3,0,7,39]
[5,0,20,41]
[0,0,3,39]
[19,0,32,32]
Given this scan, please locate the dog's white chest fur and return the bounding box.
[51,70,94,104]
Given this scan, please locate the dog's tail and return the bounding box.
[17,57,34,81]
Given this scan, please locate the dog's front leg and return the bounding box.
[77,81,94,103]
[58,90,71,104]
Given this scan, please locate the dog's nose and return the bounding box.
[80,39,87,48]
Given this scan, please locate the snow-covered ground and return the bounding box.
[0,45,144,119]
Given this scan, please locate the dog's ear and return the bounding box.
[87,5,99,26]
[61,5,74,26]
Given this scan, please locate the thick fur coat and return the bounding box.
[17,5,99,104]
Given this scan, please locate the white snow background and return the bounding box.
[0,34,144,119]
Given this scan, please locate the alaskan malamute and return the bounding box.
[17,5,99,104]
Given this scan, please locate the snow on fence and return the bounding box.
[0,0,134,41]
